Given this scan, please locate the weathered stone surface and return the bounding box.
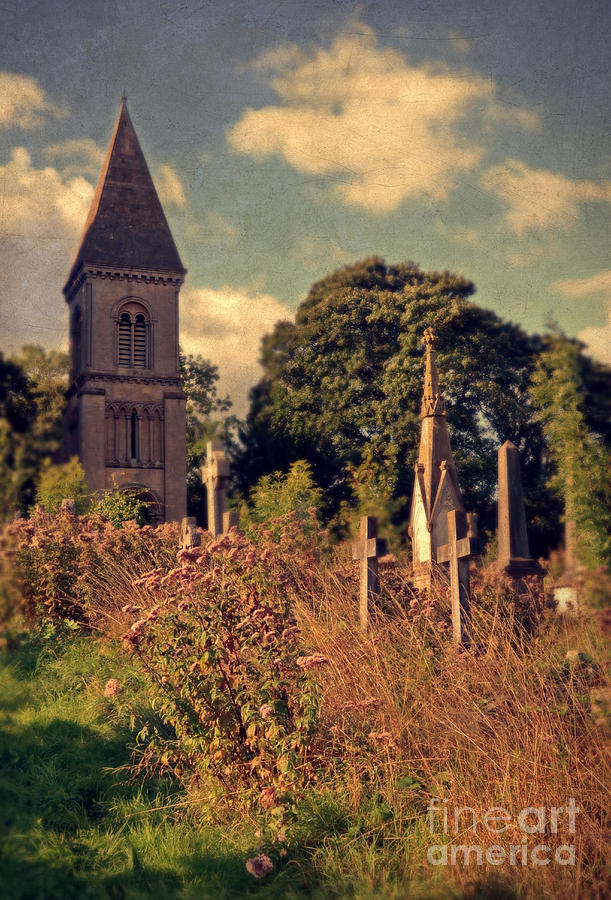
[352,515,386,631]
[202,441,230,537]
[409,328,465,589]
[61,100,186,523]
[180,516,201,549]
[60,498,76,514]
[496,441,542,585]
[436,509,478,646]
[222,510,240,534]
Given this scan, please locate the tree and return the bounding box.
[35,456,89,515]
[530,331,611,570]
[0,352,36,518]
[180,351,232,522]
[234,258,557,548]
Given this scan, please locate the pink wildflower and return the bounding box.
[259,704,273,719]
[103,678,121,697]
[296,653,328,670]
[245,854,273,879]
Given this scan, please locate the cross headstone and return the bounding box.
[352,516,386,631]
[497,441,542,587]
[201,441,230,537]
[436,509,478,646]
[180,516,201,550]
[222,510,240,534]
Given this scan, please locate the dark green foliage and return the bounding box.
[235,258,554,547]
[530,331,611,570]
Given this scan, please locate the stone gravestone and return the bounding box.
[222,510,240,534]
[180,516,201,550]
[497,441,542,588]
[60,498,76,514]
[352,516,386,632]
[436,509,478,646]
[201,441,230,537]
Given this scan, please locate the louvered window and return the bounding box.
[118,313,132,365]
[133,314,147,366]
[117,306,149,367]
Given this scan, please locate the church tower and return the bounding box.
[63,100,187,521]
[408,328,465,588]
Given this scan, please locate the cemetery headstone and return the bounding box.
[180,516,201,549]
[60,498,76,514]
[436,509,478,646]
[352,515,386,632]
[201,441,230,536]
[496,441,542,588]
[222,510,240,534]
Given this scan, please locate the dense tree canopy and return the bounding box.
[234,258,609,551]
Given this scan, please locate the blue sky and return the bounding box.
[0,0,609,413]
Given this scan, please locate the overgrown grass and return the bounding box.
[0,628,311,899]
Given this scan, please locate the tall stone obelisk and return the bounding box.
[496,440,542,586]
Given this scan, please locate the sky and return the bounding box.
[0,0,609,415]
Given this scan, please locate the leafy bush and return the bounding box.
[92,486,151,528]
[35,456,89,515]
[245,460,323,537]
[123,523,323,838]
[0,508,179,628]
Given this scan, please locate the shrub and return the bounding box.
[0,508,179,628]
[122,524,323,838]
[35,456,89,515]
[245,460,323,537]
[92,486,151,528]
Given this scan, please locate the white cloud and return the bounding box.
[482,159,611,233]
[0,147,94,352]
[554,270,611,299]
[44,138,105,179]
[554,270,611,366]
[180,286,293,417]
[0,72,67,128]
[155,163,187,208]
[228,22,537,213]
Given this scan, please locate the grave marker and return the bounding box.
[497,440,542,587]
[222,510,240,534]
[352,516,386,631]
[180,516,201,549]
[436,509,478,646]
[201,441,230,536]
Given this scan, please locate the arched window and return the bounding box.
[117,303,149,367]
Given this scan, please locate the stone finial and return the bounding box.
[420,327,445,419]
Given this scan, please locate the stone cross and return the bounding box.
[222,510,240,534]
[436,509,478,646]
[180,516,201,550]
[497,441,542,587]
[352,516,386,632]
[201,441,230,537]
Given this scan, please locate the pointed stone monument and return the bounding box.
[408,328,467,589]
[496,440,542,587]
[201,441,230,537]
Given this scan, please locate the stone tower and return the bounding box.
[62,100,187,521]
[408,328,465,588]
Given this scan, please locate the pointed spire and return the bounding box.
[420,327,446,418]
[65,100,185,290]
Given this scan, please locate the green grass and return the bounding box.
[0,628,314,900]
